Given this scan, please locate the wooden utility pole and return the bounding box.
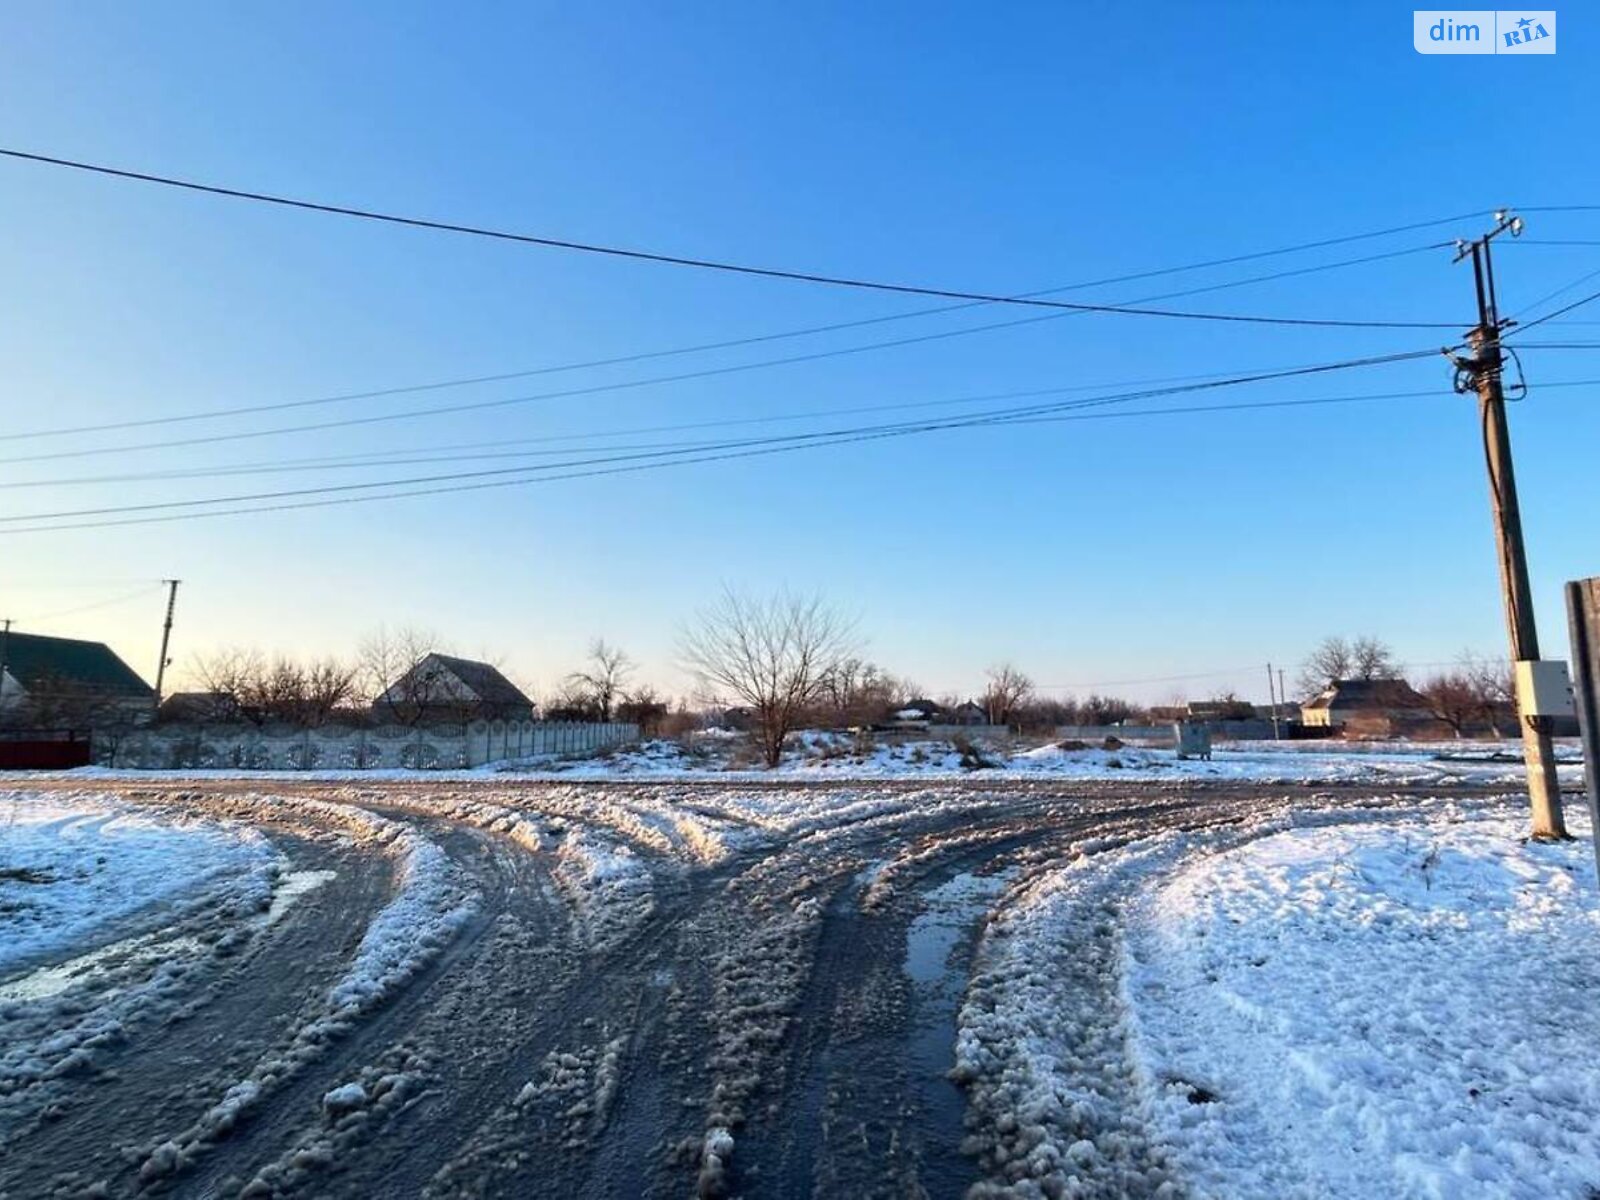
[1453,212,1565,838]
[152,579,180,715]
[1266,663,1281,739]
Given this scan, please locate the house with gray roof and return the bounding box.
[374,653,534,724]
[1300,677,1440,738]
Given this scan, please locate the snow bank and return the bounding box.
[1123,809,1600,1199]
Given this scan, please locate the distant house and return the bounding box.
[157,690,241,724]
[0,632,154,726]
[374,653,534,724]
[1301,678,1439,738]
[1185,698,1256,721]
[948,700,989,727]
[886,698,945,729]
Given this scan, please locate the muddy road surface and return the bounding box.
[0,777,1492,1198]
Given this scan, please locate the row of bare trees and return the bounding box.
[1298,634,1517,736]
[1415,657,1516,737]
[173,604,1519,758]
[186,627,493,728]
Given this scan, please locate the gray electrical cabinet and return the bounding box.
[1175,721,1212,761]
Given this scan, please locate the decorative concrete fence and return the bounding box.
[102,720,638,771]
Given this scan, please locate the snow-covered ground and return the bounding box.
[510,732,1586,789]
[0,790,275,975]
[962,800,1600,1198]
[1126,809,1600,1199]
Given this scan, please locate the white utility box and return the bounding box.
[1515,659,1575,718]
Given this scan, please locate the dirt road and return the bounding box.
[0,777,1496,1198]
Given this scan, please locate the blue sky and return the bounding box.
[1,2,1596,704]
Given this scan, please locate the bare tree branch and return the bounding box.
[679,588,857,767]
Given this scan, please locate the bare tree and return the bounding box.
[301,657,361,726]
[982,663,1034,727]
[358,626,446,726]
[1082,692,1135,727]
[679,588,856,768]
[192,648,269,724]
[1298,634,1398,697]
[816,657,913,728]
[616,684,671,735]
[1418,670,1480,738]
[1463,653,1515,736]
[544,677,603,722]
[565,639,634,722]
[189,648,358,727]
[1351,635,1399,680]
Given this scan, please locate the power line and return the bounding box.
[1511,286,1600,335]
[1035,666,1264,689]
[0,241,1461,445]
[1504,263,1600,324]
[9,354,1506,492]
[1503,342,1600,351]
[0,351,1449,534]
[0,384,1439,538]
[0,147,1465,330]
[13,583,164,624]
[0,242,1461,466]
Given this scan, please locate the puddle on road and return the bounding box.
[265,869,337,925]
[904,869,1016,1193]
[0,931,205,1003]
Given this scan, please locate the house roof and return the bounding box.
[1303,677,1427,711]
[157,691,238,720]
[0,632,154,698]
[419,653,532,708]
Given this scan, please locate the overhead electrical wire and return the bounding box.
[0,241,1465,444]
[20,369,1599,495]
[0,147,1466,330]
[0,387,1459,537]
[1504,262,1600,324]
[0,349,1450,533]
[0,247,1469,470]
[12,583,164,624]
[0,353,1481,491]
[1509,286,1600,335]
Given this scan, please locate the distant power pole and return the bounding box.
[152,579,181,714]
[0,617,11,708]
[1265,663,1281,739]
[1451,212,1565,838]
